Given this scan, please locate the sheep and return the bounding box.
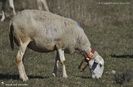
[0,0,16,21]
[1,0,49,21]
[9,10,104,81]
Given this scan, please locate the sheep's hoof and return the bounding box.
[63,75,68,78]
[22,77,29,81]
[20,75,29,81]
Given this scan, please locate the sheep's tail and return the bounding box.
[9,22,14,50]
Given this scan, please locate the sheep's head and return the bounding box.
[79,49,104,79]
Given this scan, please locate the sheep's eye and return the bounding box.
[91,61,98,71]
[99,64,102,67]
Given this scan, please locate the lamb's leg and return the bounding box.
[52,51,59,77]
[1,0,6,21]
[16,40,30,81]
[1,11,5,21]
[9,0,16,15]
[58,49,68,78]
[37,0,43,10]
[41,0,49,11]
[37,0,49,11]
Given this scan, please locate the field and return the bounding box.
[0,0,133,87]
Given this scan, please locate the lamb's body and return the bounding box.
[9,10,104,81]
[11,10,90,53]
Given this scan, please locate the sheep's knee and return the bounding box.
[60,60,65,65]
[16,51,23,65]
[16,58,22,65]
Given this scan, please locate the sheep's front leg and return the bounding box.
[58,49,68,78]
[52,51,60,77]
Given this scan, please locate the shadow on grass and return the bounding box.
[74,75,91,79]
[80,76,91,79]
[0,73,49,80]
[111,54,133,58]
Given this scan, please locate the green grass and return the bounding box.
[0,0,133,87]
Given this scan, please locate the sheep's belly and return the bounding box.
[28,41,56,52]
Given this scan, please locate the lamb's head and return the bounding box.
[79,49,104,79]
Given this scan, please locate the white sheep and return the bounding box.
[9,10,104,81]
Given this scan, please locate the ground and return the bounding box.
[0,0,133,87]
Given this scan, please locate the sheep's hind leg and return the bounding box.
[16,40,30,81]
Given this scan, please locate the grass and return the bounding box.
[0,0,133,87]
